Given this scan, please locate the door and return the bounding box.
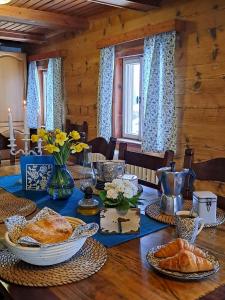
[0,51,27,133]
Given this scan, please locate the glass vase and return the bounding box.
[47,164,74,200]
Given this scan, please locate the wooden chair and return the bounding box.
[183,148,225,209]
[65,119,88,142]
[88,137,117,161]
[0,130,25,165]
[118,143,174,189]
[71,137,117,165]
[0,132,15,165]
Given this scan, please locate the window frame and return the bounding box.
[37,60,48,128]
[122,55,143,141]
[112,39,144,145]
[42,70,48,125]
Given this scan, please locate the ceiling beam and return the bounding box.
[0,29,45,44]
[88,0,160,11]
[0,5,89,30]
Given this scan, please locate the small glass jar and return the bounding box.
[77,148,99,216]
[77,187,100,216]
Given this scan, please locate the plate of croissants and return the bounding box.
[146,238,220,280]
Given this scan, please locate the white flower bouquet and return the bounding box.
[99,179,140,211]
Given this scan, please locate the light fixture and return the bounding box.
[0,0,11,4]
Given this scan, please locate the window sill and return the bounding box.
[117,138,141,145]
[116,138,141,152]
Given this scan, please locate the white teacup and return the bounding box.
[175,210,204,243]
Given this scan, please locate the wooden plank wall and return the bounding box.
[29,0,225,195]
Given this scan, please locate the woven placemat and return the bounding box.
[145,200,225,228]
[0,238,107,287]
[0,190,37,223]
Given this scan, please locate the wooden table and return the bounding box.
[0,165,225,300]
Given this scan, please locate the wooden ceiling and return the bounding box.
[0,0,161,44]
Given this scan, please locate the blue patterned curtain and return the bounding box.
[27,61,40,128]
[142,31,176,152]
[97,46,115,141]
[46,58,64,131]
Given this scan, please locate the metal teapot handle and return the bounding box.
[188,167,196,182]
[170,161,176,172]
[185,168,196,198]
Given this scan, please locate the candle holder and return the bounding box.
[8,134,43,156]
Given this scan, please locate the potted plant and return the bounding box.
[31,128,88,200]
[99,179,141,234]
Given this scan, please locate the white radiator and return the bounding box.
[91,153,106,162]
[126,164,158,185]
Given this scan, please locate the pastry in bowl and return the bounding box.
[154,238,206,258]
[4,207,99,266]
[4,217,87,266]
[19,215,73,244]
[159,249,214,273]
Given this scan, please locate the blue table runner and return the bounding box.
[0,174,168,247]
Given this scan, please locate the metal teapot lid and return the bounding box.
[157,161,190,175]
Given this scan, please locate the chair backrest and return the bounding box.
[0,130,24,165]
[71,137,117,165]
[183,148,225,209]
[65,119,88,142]
[88,137,117,161]
[119,142,174,189]
[0,132,8,150]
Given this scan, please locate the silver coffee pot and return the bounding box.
[156,162,195,215]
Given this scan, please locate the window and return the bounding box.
[122,56,143,140]
[112,40,144,144]
[43,70,48,125]
[37,60,48,127]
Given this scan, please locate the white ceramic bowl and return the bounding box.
[4,217,87,266]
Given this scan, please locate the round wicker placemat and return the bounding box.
[145,200,225,228]
[0,190,37,223]
[0,238,107,287]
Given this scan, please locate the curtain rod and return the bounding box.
[27,50,67,62]
[96,19,185,49]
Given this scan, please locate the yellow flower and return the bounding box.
[70,130,80,141]
[79,143,89,149]
[54,128,61,134]
[38,128,47,140]
[44,144,60,154]
[71,143,83,153]
[31,134,39,143]
[55,132,68,146]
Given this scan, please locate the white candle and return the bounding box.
[23,100,29,134]
[8,108,14,140]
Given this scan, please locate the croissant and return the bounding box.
[159,250,213,273]
[154,238,206,258]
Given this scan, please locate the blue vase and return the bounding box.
[47,164,74,200]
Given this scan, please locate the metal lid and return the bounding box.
[121,174,138,181]
[193,191,217,199]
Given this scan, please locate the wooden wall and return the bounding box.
[30,0,225,195]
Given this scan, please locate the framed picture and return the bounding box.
[100,208,140,234]
[20,155,54,191]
